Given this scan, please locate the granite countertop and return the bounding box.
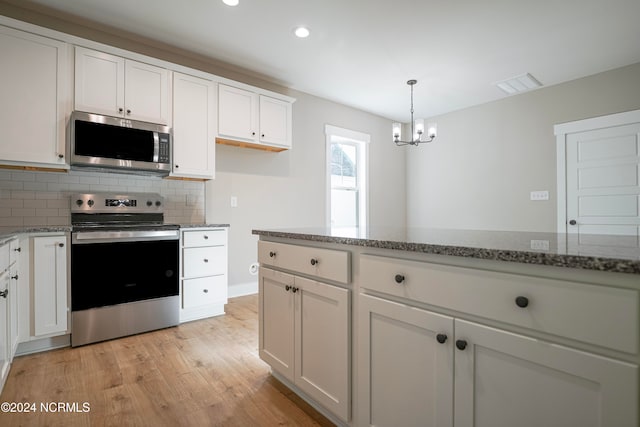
[252,227,640,275]
[0,223,229,241]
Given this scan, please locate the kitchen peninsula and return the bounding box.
[253,227,639,427]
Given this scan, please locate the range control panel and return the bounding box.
[71,193,165,214]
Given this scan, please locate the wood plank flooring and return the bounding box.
[0,295,334,427]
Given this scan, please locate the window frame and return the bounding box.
[325,124,370,231]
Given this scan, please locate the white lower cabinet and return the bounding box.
[359,294,637,427]
[0,237,20,393]
[358,294,453,427]
[180,227,228,322]
[31,235,68,337]
[454,319,637,427]
[260,267,350,423]
[358,254,639,427]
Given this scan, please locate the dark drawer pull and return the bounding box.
[455,340,468,351]
[310,258,318,266]
[285,285,291,291]
[436,333,447,344]
[0,289,7,298]
[269,251,276,258]
[11,274,18,280]
[515,296,529,308]
[203,259,209,263]
[292,287,299,293]
[394,274,405,284]
[203,289,209,293]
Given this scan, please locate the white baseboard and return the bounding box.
[228,280,258,298]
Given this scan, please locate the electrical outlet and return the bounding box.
[230,196,238,208]
[530,240,550,251]
[530,190,549,201]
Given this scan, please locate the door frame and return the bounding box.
[554,109,640,233]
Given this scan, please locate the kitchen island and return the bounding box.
[253,227,639,427]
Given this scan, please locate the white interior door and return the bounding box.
[566,122,640,236]
[556,110,640,256]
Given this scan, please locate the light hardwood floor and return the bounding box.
[0,295,334,426]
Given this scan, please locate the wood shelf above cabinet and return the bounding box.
[215,137,288,152]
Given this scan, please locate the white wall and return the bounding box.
[207,90,404,295]
[407,62,640,232]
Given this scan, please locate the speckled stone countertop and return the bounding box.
[0,224,229,242]
[252,227,640,275]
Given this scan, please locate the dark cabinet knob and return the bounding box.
[269,251,276,258]
[175,164,179,168]
[58,154,64,159]
[58,243,64,247]
[11,274,18,280]
[310,258,318,266]
[285,285,291,291]
[394,274,405,284]
[569,219,577,225]
[204,235,209,239]
[126,109,131,114]
[436,333,448,344]
[203,259,209,263]
[118,107,124,113]
[515,296,529,308]
[203,289,208,293]
[292,287,299,293]
[252,132,256,136]
[14,247,21,252]
[455,340,468,351]
[261,134,265,138]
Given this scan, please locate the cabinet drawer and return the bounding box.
[183,246,226,278]
[360,254,639,354]
[183,229,226,247]
[258,241,350,284]
[183,276,227,309]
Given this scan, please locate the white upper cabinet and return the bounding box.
[0,25,70,169]
[75,46,170,124]
[218,83,293,151]
[171,72,216,179]
[259,95,291,148]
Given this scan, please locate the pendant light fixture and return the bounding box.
[392,79,437,146]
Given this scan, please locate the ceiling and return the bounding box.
[8,0,640,122]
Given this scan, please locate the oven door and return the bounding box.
[71,229,180,346]
[71,230,179,311]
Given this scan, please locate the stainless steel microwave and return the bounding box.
[69,111,172,176]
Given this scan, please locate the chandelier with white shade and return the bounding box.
[392,79,437,146]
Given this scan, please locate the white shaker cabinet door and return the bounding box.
[75,46,124,118]
[454,319,638,427]
[32,236,68,337]
[172,72,216,179]
[259,267,295,381]
[358,293,454,427]
[124,59,169,124]
[0,26,69,168]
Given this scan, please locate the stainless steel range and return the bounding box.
[70,192,179,347]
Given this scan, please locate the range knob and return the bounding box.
[155,200,162,207]
[87,199,94,207]
[146,200,153,207]
[75,199,84,206]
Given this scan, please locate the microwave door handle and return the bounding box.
[153,132,160,163]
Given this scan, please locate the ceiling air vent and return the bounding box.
[494,73,542,95]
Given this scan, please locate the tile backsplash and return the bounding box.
[0,169,205,226]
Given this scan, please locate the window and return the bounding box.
[325,125,369,233]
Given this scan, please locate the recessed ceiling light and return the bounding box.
[222,0,239,6]
[294,26,310,38]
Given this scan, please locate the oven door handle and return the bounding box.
[72,229,179,244]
